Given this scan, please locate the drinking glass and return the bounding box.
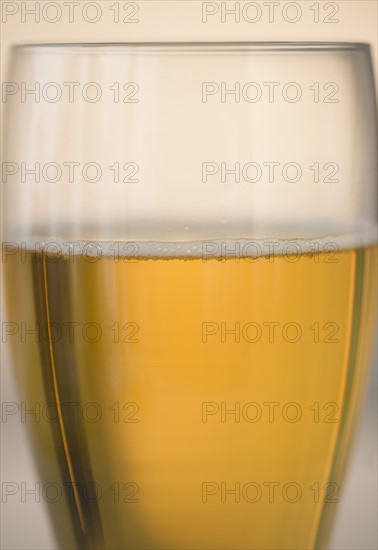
[2,42,377,550]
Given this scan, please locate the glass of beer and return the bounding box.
[2,42,377,549]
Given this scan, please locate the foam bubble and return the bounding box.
[2,228,377,259]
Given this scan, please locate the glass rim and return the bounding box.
[12,41,370,53]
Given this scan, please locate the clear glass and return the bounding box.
[2,42,377,550]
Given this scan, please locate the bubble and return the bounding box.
[7,228,377,259]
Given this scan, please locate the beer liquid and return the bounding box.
[3,240,377,549]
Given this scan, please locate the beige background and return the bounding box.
[1,1,377,79]
[1,1,377,549]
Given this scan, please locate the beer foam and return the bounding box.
[3,229,377,258]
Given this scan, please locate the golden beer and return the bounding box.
[3,239,377,550]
